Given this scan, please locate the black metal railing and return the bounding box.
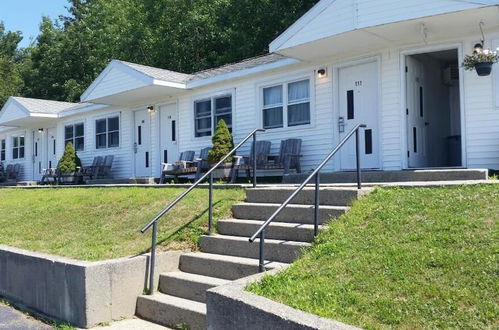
[249,124,366,272]
[141,128,265,293]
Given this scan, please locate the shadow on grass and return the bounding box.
[136,199,227,256]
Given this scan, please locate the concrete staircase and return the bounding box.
[135,186,367,329]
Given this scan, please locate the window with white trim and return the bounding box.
[12,135,25,159]
[194,94,232,137]
[1,139,5,161]
[65,123,84,151]
[262,79,310,129]
[95,116,119,149]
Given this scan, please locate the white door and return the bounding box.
[47,128,57,169]
[134,109,152,177]
[406,56,429,168]
[32,130,44,181]
[159,103,178,168]
[338,61,379,170]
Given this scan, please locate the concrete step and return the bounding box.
[179,252,287,280]
[245,187,367,206]
[159,271,229,303]
[217,219,319,242]
[136,293,206,330]
[283,169,489,184]
[232,202,348,223]
[200,234,310,263]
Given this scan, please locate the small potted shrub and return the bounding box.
[57,142,83,184]
[462,46,499,76]
[208,119,234,179]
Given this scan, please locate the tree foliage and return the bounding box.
[57,142,82,173]
[5,0,319,103]
[0,22,24,106]
[208,120,234,164]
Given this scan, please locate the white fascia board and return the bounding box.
[451,0,499,5]
[30,113,59,118]
[59,104,109,118]
[269,0,337,53]
[186,58,301,89]
[152,79,187,89]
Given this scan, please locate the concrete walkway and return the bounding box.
[0,303,51,330]
[94,318,170,329]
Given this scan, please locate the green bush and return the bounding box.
[57,142,82,173]
[208,119,234,164]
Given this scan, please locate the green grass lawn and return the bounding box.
[248,184,498,329]
[0,187,244,260]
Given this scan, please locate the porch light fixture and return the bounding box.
[317,68,327,78]
[147,105,156,113]
[38,128,44,133]
[474,43,484,54]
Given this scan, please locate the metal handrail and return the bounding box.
[141,128,265,293]
[249,124,366,272]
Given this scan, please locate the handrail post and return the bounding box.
[355,128,362,190]
[252,132,257,188]
[314,172,320,236]
[259,230,265,272]
[208,172,214,234]
[149,221,158,295]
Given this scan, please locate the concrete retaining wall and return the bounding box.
[206,269,360,330]
[0,245,181,328]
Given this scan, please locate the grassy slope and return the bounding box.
[248,184,498,329]
[0,187,244,261]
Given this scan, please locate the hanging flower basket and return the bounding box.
[462,49,499,77]
[474,62,494,76]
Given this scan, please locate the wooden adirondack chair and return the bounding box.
[160,151,196,183]
[100,155,114,178]
[194,147,211,181]
[80,156,103,180]
[231,140,272,183]
[0,163,5,182]
[268,138,303,175]
[40,168,58,184]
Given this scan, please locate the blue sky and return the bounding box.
[0,0,69,48]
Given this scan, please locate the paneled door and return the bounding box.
[134,109,152,177]
[47,128,57,170]
[32,130,44,181]
[406,56,429,168]
[338,61,380,170]
[159,103,179,170]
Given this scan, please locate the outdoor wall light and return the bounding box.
[38,128,44,133]
[147,105,156,113]
[317,68,327,78]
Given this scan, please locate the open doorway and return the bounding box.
[405,49,462,168]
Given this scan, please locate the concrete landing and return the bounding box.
[283,169,489,184]
[94,318,171,329]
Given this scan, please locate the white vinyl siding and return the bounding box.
[65,123,85,151]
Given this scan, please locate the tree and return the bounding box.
[0,22,24,107]
[208,120,234,164]
[57,142,82,173]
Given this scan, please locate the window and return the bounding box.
[12,135,25,159]
[65,123,84,151]
[194,95,232,137]
[0,139,5,161]
[95,116,119,149]
[262,79,310,129]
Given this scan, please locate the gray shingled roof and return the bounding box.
[117,53,289,85]
[117,60,193,83]
[12,97,93,114]
[191,53,287,81]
